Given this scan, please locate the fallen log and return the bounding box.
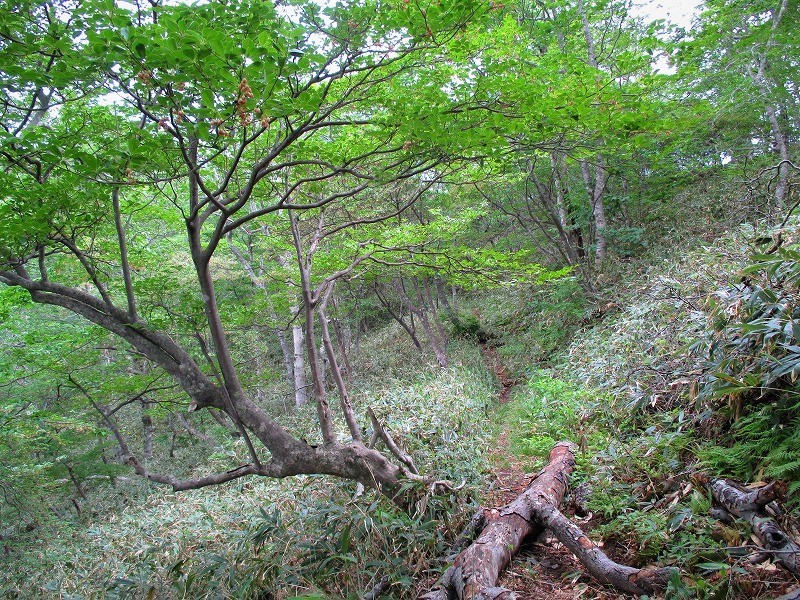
[537,504,676,594]
[708,478,800,575]
[422,441,675,599]
[363,576,391,600]
[776,586,800,600]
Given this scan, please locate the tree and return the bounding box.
[675,0,799,211]
[0,0,486,506]
[453,0,667,287]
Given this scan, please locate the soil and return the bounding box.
[481,345,516,404]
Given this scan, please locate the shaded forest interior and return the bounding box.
[1,0,800,597]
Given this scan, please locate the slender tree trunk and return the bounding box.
[530,158,581,267]
[745,0,790,210]
[396,278,448,367]
[374,284,423,350]
[65,463,87,500]
[766,104,790,209]
[418,280,448,368]
[112,188,138,321]
[225,232,299,397]
[291,309,309,407]
[581,159,609,266]
[272,316,295,392]
[141,405,154,462]
[208,408,232,429]
[330,295,353,381]
[577,0,609,266]
[319,291,362,442]
[435,278,451,311]
[177,413,222,450]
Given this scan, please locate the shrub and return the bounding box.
[693,236,800,501]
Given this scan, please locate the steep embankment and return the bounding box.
[475,222,800,599]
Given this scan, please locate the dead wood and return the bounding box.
[776,587,800,600]
[449,508,487,558]
[367,406,419,475]
[363,576,390,600]
[537,503,676,594]
[708,478,800,575]
[422,442,675,599]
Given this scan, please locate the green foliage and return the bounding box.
[506,374,607,458]
[0,327,493,598]
[481,277,587,378]
[697,243,800,405]
[447,310,494,345]
[595,510,669,560]
[691,235,800,500]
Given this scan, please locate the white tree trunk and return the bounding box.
[292,311,309,407]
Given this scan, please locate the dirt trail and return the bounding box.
[481,345,516,404]
[480,346,628,599]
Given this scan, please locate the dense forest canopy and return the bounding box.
[1,0,798,597]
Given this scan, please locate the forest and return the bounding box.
[0,0,799,597]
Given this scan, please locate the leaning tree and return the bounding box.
[0,0,487,506]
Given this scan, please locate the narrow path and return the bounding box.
[478,343,624,600]
[480,345,516,404]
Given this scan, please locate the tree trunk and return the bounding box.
[292,310,309,407]
[141,406,154,461]
[576,0,609,266]
[272,316,295,394]
[581,159,608,266]
[395,278,448,368]
[319,295,362,442]
[330,294,353,382]
[708,478,800,575]
[436,278,451,311]
[746,0,789,210]
[424,442,674,598]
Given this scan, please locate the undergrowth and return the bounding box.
[495,221,800,599]
[0,331,495,599]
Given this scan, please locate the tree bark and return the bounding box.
[292,309,310,407]
[708,478,800,575]
[423,442,577,599]
[330,294,353,382]
[141,407,154,461]
[745,0,790,210]
[424,442,674,599]
[319,291,362,442]
[580,159,608,266]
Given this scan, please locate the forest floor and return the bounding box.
[467,222,800,599]
[4,218,800,600]
[481,350,626,600]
